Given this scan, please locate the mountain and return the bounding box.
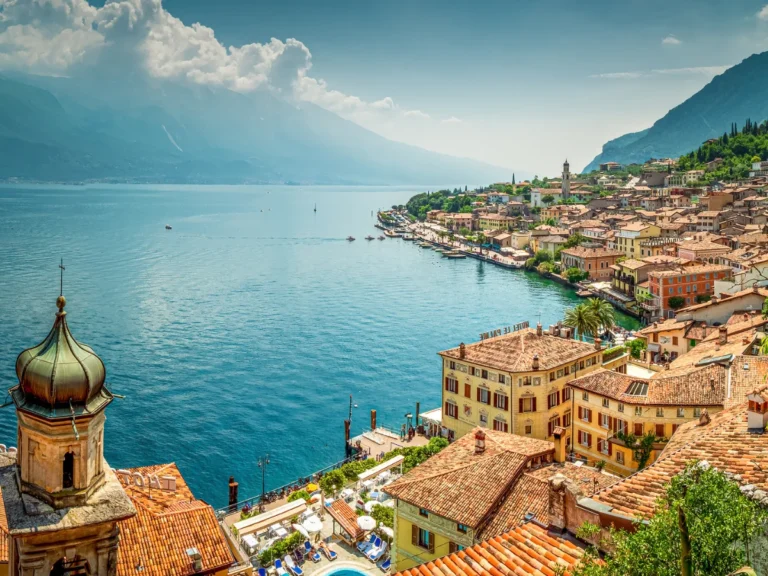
[0,73,506,185]
[583,51,768,173]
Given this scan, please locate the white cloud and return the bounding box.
[661,35,681,45]
[441,116,462,124]
[591,65,729,80]
[589,71,643,79]
[758,4,768,20]
[403,109,430,119]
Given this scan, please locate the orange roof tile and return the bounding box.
[328,499,365,541]
[117,464,233,576]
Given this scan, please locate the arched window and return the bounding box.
[63,452,74,489]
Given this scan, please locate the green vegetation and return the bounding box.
[287,489,311,502]
[319,469,347,496]
[695,294,711,304]
[380,436,449,475]
[564,303,599,340]
[405,189,475,220]
[538,262,554,274]
[626,338,646,359]
[586,298,615,331]
[574,463,768,576]
[615,431,657,470]
[371,504,394,529]
[565,267,588,283]
[668,296,686,310]
[258,531,304,566]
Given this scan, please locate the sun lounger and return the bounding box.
[304,541,321,563]
[284,556,303,576]
[357,534,377,554]
[368,541,388,562]
[291,549,304,565]
[275,560,289,576]
[320,543,338,561]
[365,537,381,560]
[259,569,268,576]
[379,557,391,572]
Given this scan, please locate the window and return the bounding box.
[656,407,664,417]
[616,451,625,464]
[672,336,678,345]
[655,424,665,437]
[479,412,488,426]
[498,375,506,384]
[600,413,609,429]
[519,397,536,413]
[532,377,541,386]
[671,423,679,434]
[449,361,456,370]
[677,408,685,418]
[548,390,560,409]
[493,417,508,432]
[582,391,589,401]
[481,369,489,379]
[563,411,571,427]
[578,406,592,422]
[493,393,509,410]
[634,406,642,416]
[562,387,572,402]
[464,384,471,398]
[564,366,570,376]
[549,372,555,382]
[63,452,74,489]
[445,401,458,419]
[448,542,465,554]
[634,423,643,435]
[618,402,624,413]
[477,388,490,405]
[445,377,458,394]
[413,527,434,552]
[602,398,609,408]
[597,438,609,455]
[524,424,532,435]
[577,430,592,447]
[547,416,561,437]
[579,360,585,369]
[557,369,564,379]
[457,523,468,534]
[419,508,429,518]
[693,407,701,417]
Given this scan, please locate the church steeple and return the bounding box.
[561,159,571,200]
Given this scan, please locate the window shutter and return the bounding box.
[577,430,582,444]
[412,525,418,546]
[588,409,593,423]
[493,393,498,408]
[556,390,561,405]
[476,388,480,402]
[519,399,524,413]
[548,421,553,437]
[578,406,582,419]
[505,396,509,411]
[608,440,613,456]
[532,397,537,412]
[588,433,592,447]
[429,532,435,553]
[444,377,449,390]
[465,384,471,398]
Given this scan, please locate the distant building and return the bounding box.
[599,161,623,172]
[560,246,624,281]
[561,159,570,200]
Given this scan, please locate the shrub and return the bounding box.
[340,459,379,481]
[319,469,347,496]
[287,489,310,502]
[258,531,304,566]
[668,296,685,309]
[626,338,646,359]
[537,261,553,274]
[371,504,394,529]
[565,267,587,283]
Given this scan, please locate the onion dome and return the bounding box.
[11,296,113,419]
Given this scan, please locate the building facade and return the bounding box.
[560,247,623,281]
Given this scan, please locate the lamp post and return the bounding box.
[257,454,270,511]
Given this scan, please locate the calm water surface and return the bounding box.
[0,185,639,507]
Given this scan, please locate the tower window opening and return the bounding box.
[63,452,74,489]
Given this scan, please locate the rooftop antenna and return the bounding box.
[59,258,65,296]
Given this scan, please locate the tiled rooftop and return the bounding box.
[560,247,623,259]
[393,522,588,576]
[439,328,598,373]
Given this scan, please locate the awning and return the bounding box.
[357,455,405,483]
[647,343,660,352]
[598,288,634,303]
[419,408,442,425]
[327,499,365,543]
[233,499,307,537]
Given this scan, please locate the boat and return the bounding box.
[314,203,317,213]
[384,229,401,238]
[442,250,458,256]
[419,242,432,248]
[346,236,356,242]
[402,234,415,241]
[378,235,385,240]
[433,248,446,254]
[365,235,375,241]
[576,289,593,298]
[165,224,172,230]
[446,253,467,259]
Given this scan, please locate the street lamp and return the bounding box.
[257,454,270,511]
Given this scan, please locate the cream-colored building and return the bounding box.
[439,324,610,447]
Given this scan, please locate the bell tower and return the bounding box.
[2,292,135,576]
[561,159,570,201]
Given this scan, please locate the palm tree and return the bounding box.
[477,232,486,255]
[586,298,615,333]
[563,304,599,341]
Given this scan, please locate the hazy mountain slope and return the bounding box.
[583,51,768,172]
[0,74,506,184]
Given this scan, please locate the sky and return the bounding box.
[3,0,768,175]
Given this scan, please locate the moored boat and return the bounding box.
[347,236,356,242]
[365,235,375,241]
[378,235,385,240]
[384,229,401,238]
[446,252,467,259]
[165,224,172,230]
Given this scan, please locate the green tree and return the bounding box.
[565,267,587,283]
[371,504,394,529]
[575,463,768,576]
[563,303,598,340]
[459,226,470,237]
[538,261,553,274]
[586,298,615,331]
[668,296,686,310]
[626,338,646,359]
[542,194,555,205]
[319,469,347,496]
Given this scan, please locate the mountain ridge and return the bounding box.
[583,51,768,172]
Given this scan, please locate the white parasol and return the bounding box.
[364,501,377,513]
[292,524,310,539]
[379,525,394,538]
[357,516,376,531]
[302,515,323,534]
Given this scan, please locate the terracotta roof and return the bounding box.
[560,247,623,259]
[117,464,233,576]
[617,259,649,270]
[0,487,7,563]
[328,499,365,541]
[588,396,768,518]
[636,318,691,335]
[567,365,727,406]
[676,286,768,312]
[676,240,730,252]
[648,264,730,278]
[383,429,553,528]
[700,315,767,342]
[439,328,598,373]
[393,523,588,576]
[619,222,653,232]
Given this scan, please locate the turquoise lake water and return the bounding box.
[0,184,639,507]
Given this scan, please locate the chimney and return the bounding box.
[594,337,602,351]
[664,363,670,370]
[747,388,768,432]
[552,426,567,463]
[459,342,466,359]
[371,409,377,430]
[532,354,540,371]
[228,476,238,509]
[718,325,728,345]
[754,284,761,294]
[537,322,543,336]
[698,409,711,427]
[474,429,486,454]
[186,548,203,573]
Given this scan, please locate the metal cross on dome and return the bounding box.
[59,258,65,296]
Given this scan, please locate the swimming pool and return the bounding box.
[323,570,368,576]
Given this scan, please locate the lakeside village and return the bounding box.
[7,135,768,576]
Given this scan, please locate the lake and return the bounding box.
[0,184,639,507]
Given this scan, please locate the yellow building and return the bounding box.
[477,214,514,231]
[568,364,729,476]
[611,259,651,298]
[615,222,661,258]
[439,324,611,446]
[383,428,614,571]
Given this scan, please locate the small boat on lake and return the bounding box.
[402,234,415,241]
[378,235,385,240]
[446,252,467,259]
[347,236,356,242]
[419,242,432,248]
[365,235,375,241]
[165,224,172,230]
[384,229,401,238]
